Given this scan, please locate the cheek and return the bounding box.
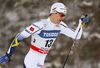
[56,17,60,21]
[54,16,59,20]
[54,14,61,21]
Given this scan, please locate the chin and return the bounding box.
[57,22,60,24]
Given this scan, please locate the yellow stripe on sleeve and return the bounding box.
[11,37,20,47]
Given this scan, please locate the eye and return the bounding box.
[59,13,65,17]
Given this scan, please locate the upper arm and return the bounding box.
[60,20,83,39]
[60,23,76,38]
[18,21,43,40]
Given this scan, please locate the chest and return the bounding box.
[39,20,61,38]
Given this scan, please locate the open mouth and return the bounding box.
[59,20,61,22]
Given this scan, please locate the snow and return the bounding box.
[98,62,100,68]
[83,32,100,40]
[90,33,100,39]
[5,11,19,21]
[15,65,23,68]
[83,31,89,38]
[82,1,93,6]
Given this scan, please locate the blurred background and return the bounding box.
[0,0,100,68]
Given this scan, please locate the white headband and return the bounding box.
[50,3,67,14]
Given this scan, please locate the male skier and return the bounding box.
[0,2,89,68]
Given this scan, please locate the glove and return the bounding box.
[81,14,89,23]
[0,53,11,66]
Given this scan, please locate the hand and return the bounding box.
[0,53,11,66]
[81,14,89,23]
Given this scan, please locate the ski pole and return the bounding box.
[62,14,88,68]
[62,23,83,68]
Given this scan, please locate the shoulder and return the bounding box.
[31,19,48,28]
[60,21,75,32]
[31,20,43,29]
[25,20,44,34]
[60,21,68,28]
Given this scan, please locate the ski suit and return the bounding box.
[7,17,83,68]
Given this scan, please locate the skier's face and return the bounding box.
[54,12,66,24]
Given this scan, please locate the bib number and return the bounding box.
[45,39,53,47]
